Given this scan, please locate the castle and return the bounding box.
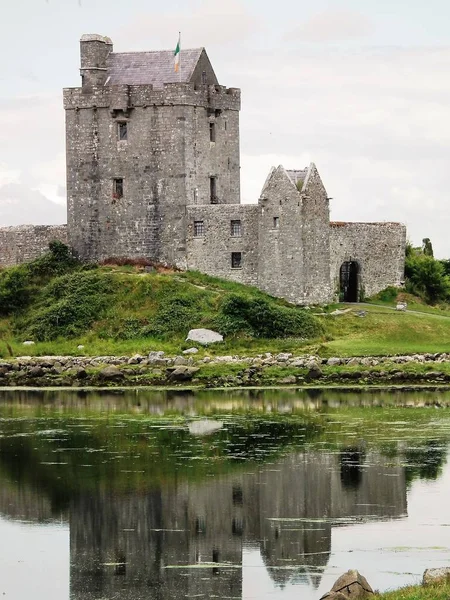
[0,34,406,304]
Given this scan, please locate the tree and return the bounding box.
[405,242,450,304]
[422,238,434,257]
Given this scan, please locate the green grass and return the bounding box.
[376,583,450,599]
[317,303,450,356]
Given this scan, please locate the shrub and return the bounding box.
[28,241,79,277]
[17,271,116,340]
[0,266,31,315]
[216,294,323,339]
[405,253,450,304]
[153,295,200,334]
[376,286,399,303]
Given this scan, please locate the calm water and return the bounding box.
[1,388,450,600]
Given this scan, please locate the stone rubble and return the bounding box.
[0,351,449,387]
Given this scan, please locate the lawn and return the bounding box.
[317,304,450,356]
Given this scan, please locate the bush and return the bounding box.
[405,251,450,304]
[0,266,31,315]
[216,294,323,339]
[376,286,400,303]
[17,271,117,340]
[28,241,79,277]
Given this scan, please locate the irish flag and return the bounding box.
[174,34,180,72]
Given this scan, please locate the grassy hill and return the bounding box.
[0,243,323,357]
[1,243,450,358]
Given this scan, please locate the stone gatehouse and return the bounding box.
[0,34,406,305]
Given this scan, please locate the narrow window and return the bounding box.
[113,178,123,199]
[210,177,217,203]
[224,120,227,131]
[227,157,231,170]
[231,252,242,269]
[212,548,220,576]
[114,553,126,576]
[193,188,198,204]
[117,122,127,141]
[195,517,206,535]
[209,121,216,142]
[232,518,244,537]
[232,485,243,505]
[230,220,241,237]
[194,220,204,237]
[202,70,207,84]
[273,216,280,229]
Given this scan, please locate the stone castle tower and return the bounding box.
[63,34,241,267]
[0,34,405,306]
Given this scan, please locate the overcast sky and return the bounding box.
[2,0,450,255]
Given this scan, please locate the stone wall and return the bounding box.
[0,225,68,267]
[330,222,406,298]
[301,164,333,304]
[257,164,333,305]
[257,167,306,303]
[186,204,259,285]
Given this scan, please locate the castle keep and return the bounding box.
[0,34,407,304]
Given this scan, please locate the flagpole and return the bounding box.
[179,31,181,82]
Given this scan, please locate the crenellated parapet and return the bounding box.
[63,83,241,112]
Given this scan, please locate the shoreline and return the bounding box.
[2,351,450,390]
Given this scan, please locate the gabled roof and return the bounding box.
[286,169,308,185]
[106,48,204,88]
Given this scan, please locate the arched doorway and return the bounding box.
[340,261,359,302]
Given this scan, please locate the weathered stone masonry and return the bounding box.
[0,34,406,305]
[0,225,67,268]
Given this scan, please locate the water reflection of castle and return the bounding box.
[67,450,406,599]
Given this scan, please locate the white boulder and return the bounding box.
[186,329,223,345]
[188,420,224,436]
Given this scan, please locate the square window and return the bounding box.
[117,122,127,141]
[273,216,280,229]
[230,220,241,237]
[113,178,123,199]
[231,252,242,269]
[194,220,204,237]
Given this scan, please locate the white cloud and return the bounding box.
[31,153,66,206]
[0,164,21,187]
[117,0,261,49]
[285,9,375,43]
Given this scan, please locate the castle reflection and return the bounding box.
[66,449,406,599]
[0,389,417,599]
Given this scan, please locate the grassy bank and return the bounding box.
[376,583,450,599]
[2,244,450,358]
[319,304,450,356]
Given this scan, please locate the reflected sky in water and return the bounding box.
[1,388,450,600]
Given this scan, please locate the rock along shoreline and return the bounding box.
[2,351,450,389]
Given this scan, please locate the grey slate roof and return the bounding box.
[106,48,204,88]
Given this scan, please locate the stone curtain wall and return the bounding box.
[0,225,68,267]
[330,222,406,299]
[186,204,259,286]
